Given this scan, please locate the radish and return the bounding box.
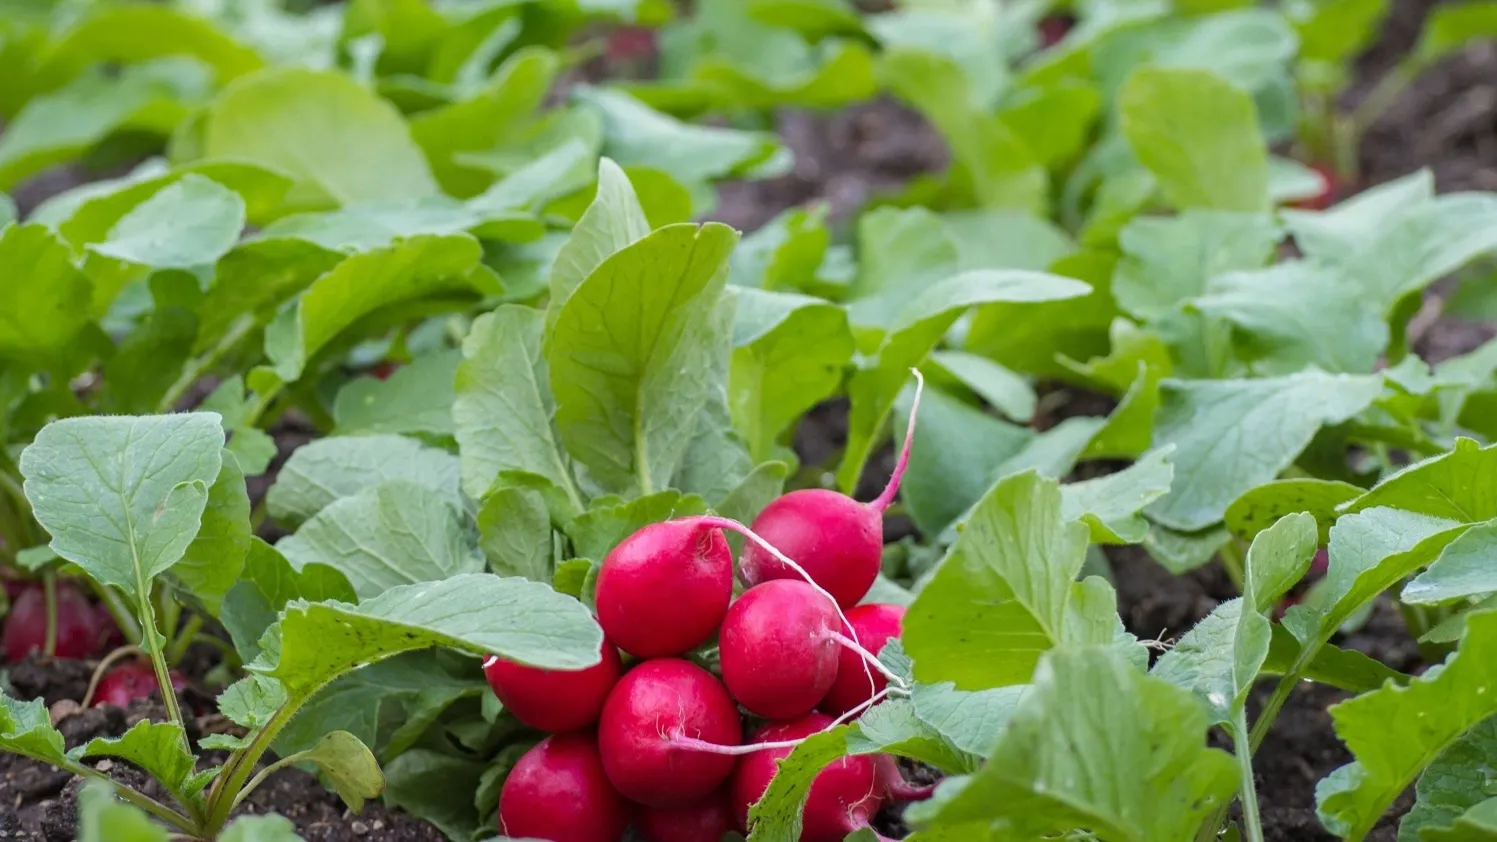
[873,755,937,803]
[499,733,629,842]
[596,658,742,807]
[595,520,732,658]
[819,604,904,717]
[720,580,841,720]
[483,636,623,733]
[93,661,187,708]
[636,789,734,842]
[729,713,892,842]
[738,372,925,609]
[2,583,107,661]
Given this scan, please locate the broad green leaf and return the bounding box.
[715,460,791,528]
[334,349,460,437]
[1225,478,1363,543]
[1341,437,1497,522]
[74,720,195,795]
[906,647,1238,842]
[1415,2,1497,65]
[929,350,1036,423]
[477,486,552,582]
[383,748,488,841]
[466,139,597,216]
[942,209,1077,275]
[847,697,975,774]
[261,199,488,254]
[1403,519,1497,606]
[1262,624,1406,693]
[453,305,579,504]
[277,481,483,599]
[910,680,1027,760]
[88,174,245,269]
[37,160,289,237]
[219,673,290,732]
[0,694,68,764]
[170,450,251,615]
[728,204,829,291]
[1145,371,1382,531]
[745,725,851,842]
[844,206,959,331]
[1245,512,1321,613]
[1119,66,1269,212]
[203,67,438,208]
[1317,610,1497,841]
[20,413,223,598]
[254,573,602,700]
[839,268,1090,492]
[1060,447,1175,544]
[221,814,305,842]
[193,237,344,358]
[564,490,710,561]
[1289,0,1390,69]
[730,288,853,462]
[35,3,263,86]
[548,223,738,496]
[904,471,1101,689]
[77,781,168,842]
[264,234,486,383]
[1112,210,1280,321]
[1421,800,1497,842]
[0,224,93,364]
[1400,716,1497,841]
[220,539,355,661]
[294,731,383,812]
[266,434,461,528]
[546,159,651,327]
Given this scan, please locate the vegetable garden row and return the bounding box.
[4,1,1497,841]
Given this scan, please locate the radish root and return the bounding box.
[869,368,925,515]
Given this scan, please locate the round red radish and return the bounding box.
[3,584,106,661]
[597,658,741,807]
[720,580,840,720]
[499,733,629,842]
[93,661,187,708]
[596,519,732,658]
[483,636,622,733]
[636,789,734,842]
[730,713,886,841]
[819,603,905,716]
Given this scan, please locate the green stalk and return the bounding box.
[41,570,57,657]
[132,567,190,759]
[1233,710,1266,842]
[54,756,196,833]
[91,582,142,646]
[165,615,203,667]
[1218,540,1246,594]
[156,317,257,414]
[203,704,297,835]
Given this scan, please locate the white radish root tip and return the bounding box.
[869,368,924,515]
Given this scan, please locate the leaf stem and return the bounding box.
[133,570,190,759]
[157,317,258,414]
[59,758,197,834]
[203,703,297,835]
[228,749,311,813]
[42,570,57,657]
[869,368,924,514]
[1218,540,1246,594]
[1233,709,1266,842]
[165,615,203,667]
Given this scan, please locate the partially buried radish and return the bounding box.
[720,580,840,720]
[2,583,108,661]
[819,603,905,717]
[483,636,622,732]
[94,661,187,708]
[499,733,629,842]
[595,519,732,658]
[730,713,892,842]
[739,372,925,608]
[597,658,742,807]
[636,789,734,842]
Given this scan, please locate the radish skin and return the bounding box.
[499,733,629,842]
[596,519,732,658]
[719,580,840,719]
[636,789,734,842]
[819,604,905,716]
[483,637,622,733]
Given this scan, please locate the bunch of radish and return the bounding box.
[488,376,931,842]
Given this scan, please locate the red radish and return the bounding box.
[499,733,629,842]
[93,661,187,708]
[1310,547,1329,577]
[636,789,734,842]
[606,26,657,62]
[819,604,905,717]
[2,584,106,661]
[738,372,925,609]
[596,520,732,658]
[483,636,623,733]
[730,713,892,842]
[596,658,742,807]
[720,580,841,720]
[1038,13,1075,47]
[371,362,399,381]
[874,755,937,802]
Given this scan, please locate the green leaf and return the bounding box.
[221,539,355,661]
[477,486,552,582]
[193,237,344,359]
[1403,519,1497,606]
[1145,371,1382,531]
[847,697,975,774]
[1415,2,1497,65]
[170,451,251,615]
[266,434,461,528]
[334,349,460,437]
[727,204,829,291]
[203,67,438,208]
[1119,66,1269,212]
[715,460,791,528]
[77,781,168,842]
[745,725,851,842]
[294,731,384,813]
[564,490,710,561]
[35,3,263,87]
[1245,512,1321,613]
[904,471,1108,689]
[88,174,245,269]
[1262,624,1406,693]
[906,647,1238,842]
[453,305,578,503]
[1317,610,1497,841]
[548,223,739,496]
[929,350,1036,423]
[277,481,483,599]
[220,813,305,842]
[1060,447,1176,544]
[382,748,488,841]
[1400,716,1497,841]
[546,159,651,327]
[0,224,93,364]
[1341,437,1497,522]
[1112,210,1280,321]
[0,694,68,764]
[73,720,195,795]
[1224,478,1363,543]
[839,269,1090,492]
[264,234,485,383]
[910,680,1027,760]
[20,413,223,599]
[219,673,289,732]
[730,288,854,462]
[1421,800,1497,842]
[262,199,488,254]
[845,207,958,330]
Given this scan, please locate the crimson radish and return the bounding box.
[720,580,841,719]
[874,755,937,802]
[483,636,622,732]
[596,658,741,807]
[595,520,732,658]
[2,583,106,661]
[636,789,734,842]
[730,713,892,842]
[499,733,629,842]
[738,372,924,609]
[93,661,187,708]
[819,603,905,717]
